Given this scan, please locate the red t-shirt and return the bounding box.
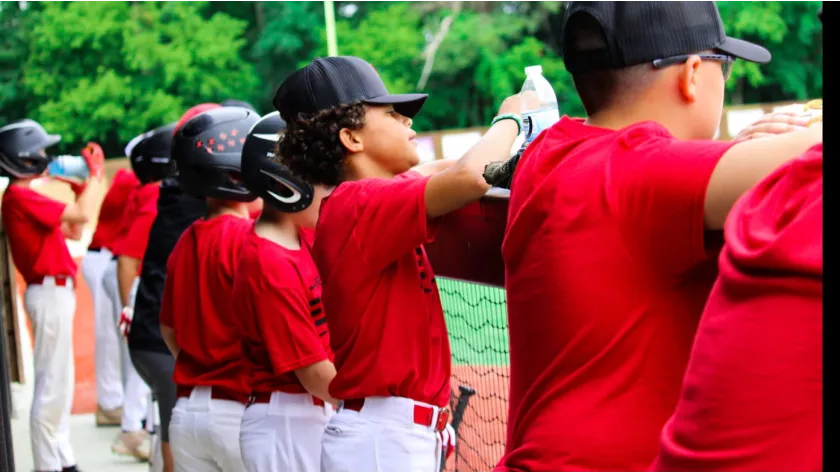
[652,145,823,472]
[235,227,333,396]
[89,169,140,251]
[1,185,76,283]
[498,117,735,471]
[110,182,160,269]
[160,214,252,395]
[313,171,451,407]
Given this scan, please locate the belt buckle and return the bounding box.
[435,407,450,432]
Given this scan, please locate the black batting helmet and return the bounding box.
[221,99,258,112]
[0,119,61,178]
[125,123,177,184]
[172,106,259,202]
[241,112,314,213]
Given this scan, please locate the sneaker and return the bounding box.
[95,405,123,427]
[112,430,151,461]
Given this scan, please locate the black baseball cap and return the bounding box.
[561,2,772,74]
[273,56,428,122]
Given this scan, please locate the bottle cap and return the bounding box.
[525,65,543,75]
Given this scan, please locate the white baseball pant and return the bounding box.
[24,278,77,471]
[102,259,150,432]
[80,248,123,411]
[169,386,246,472]
[239,392,334,472]
[320,396,444,472]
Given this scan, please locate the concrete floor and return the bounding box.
[10,412,149,472]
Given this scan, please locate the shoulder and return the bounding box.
[618,121,733,161]
[245,239,304,290]
[114,168,139,185]
[725,144,822,275]
[3,185,57,209]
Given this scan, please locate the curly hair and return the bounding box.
[276,103,366,186]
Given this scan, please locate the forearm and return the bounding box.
[705,123,822,229]
[61,222,84,241]
[483,141,527,189]
[116,256,141,306]
[425,120,519,217]
[76,176,104,221]
[160,324,180,359]
[457,119,520,182]
[294,359,338,408]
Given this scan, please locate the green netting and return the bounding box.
[439,277,510,472]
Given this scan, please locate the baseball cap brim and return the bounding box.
[364,93,429,119]
[717,36,771,64]
[44,134,61,148]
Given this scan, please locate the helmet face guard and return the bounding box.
[241,111,314,213]
[0,119,60,178]
[172,106,260,202]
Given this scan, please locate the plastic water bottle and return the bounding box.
[520,65,560,147]
[48,155,89,179]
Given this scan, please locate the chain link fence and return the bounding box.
[439,277,509,472]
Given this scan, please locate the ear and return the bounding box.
[338,128,364,154]
[678,55,703,104]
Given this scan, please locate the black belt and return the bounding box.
[88,247,102,252]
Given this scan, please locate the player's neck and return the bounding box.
[585,101,694,140]
[254,211,302,250]
[206,198,250,220]
[10,176,36,187]
[344,154,396,181]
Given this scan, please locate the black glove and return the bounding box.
[483,142,527,190]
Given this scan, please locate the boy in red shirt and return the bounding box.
[125,103,220,472]
[81,167,140,427]
[235,111,335,472]
[652,144,823,471]
[159,106,260,472]
[106,122,177,460]
[0,120,105,472]
[498,2,822,471]
[273,56,521,471]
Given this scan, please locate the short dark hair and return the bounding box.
[565,14,660,116]
[276,103,366,187]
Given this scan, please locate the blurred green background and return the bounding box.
[0,1,823,155]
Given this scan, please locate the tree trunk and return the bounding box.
[254,2,264,31]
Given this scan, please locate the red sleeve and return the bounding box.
[256,280,330,374]
[350,172,438,271]
[115,187,158,260]
[118,211,156,260]
[613,132,734,276]
[18,190,66,230]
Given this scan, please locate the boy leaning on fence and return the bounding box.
[499,2,822,471]
[272,55,525,471]
[0,120,105,472]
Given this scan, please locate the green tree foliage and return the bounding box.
[21,1,258,154]
[0,1,40,125]
[717,1,822,104]
[247,2,325,111]
[0,1,823,151]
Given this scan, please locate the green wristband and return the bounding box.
[491,113,522,135]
